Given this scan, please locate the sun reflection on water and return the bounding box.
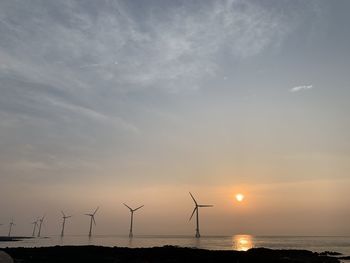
[232,235,254,251]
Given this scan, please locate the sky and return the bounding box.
[0,0,350,237]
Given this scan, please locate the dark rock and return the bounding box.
[338,256,350,260]
[1,246,340,263]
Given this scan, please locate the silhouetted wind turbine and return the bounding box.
[189,192,213,238]
[85,207,99,237]
[60,211,72,237]
[37,215,45,237]
[123,203,144,238]
[31,218,38,237]
[8,219,15,237]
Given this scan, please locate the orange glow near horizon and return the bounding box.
[233,235,253,251]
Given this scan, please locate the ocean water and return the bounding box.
[1,235,350,255]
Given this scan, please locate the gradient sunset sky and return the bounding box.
[0,0,350,236]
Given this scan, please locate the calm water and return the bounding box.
[1,235,350,255]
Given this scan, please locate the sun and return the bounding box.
[235,194,244,202]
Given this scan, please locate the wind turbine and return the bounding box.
[123,203,144,238]
[189,192,213,238]
[31,218,38,237]
[60,211,72,237]
[85,207,99,237]
[8,219,15,237]
[37,215,45,237]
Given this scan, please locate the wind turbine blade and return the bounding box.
[123,203,132,211]
[189,192,197,205]
[189,207,197,221]
[67,215,72,218]
[93,207,99,215]
[92,216,96,225]
[134,205,144,211]
[61,211,66,217]
[198,205,213,207]
[84,214,91,216]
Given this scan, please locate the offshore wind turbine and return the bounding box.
[8,219,15,237]
[85,207,99,237]
[31,218,38,237]
[123,203,144,238]
[37,215,45,237]
[60,211,72,237]
[189,192,213,238]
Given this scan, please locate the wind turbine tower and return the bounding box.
[123,203,144,238]
[60,211,72,237]
[31,218,38,237]
[189,192,213,238]
[85,207,99,237]
[8,219,15,237]
[37,215,45,237]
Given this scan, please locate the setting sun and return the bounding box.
[235,194,244,202]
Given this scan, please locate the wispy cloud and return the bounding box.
[0,0,318,181]
[290,85,313,93]
[0,0,301,93]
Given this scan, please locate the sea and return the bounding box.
[1,235,350,256]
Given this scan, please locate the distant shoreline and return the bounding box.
[0,236,33,242]
[0,245,342,263]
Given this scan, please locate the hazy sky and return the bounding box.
[1,0,350,237]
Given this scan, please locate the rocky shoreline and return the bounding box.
[0,245,343,263]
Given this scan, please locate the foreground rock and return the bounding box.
[1,246,340,263]
[0,251,14,263]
